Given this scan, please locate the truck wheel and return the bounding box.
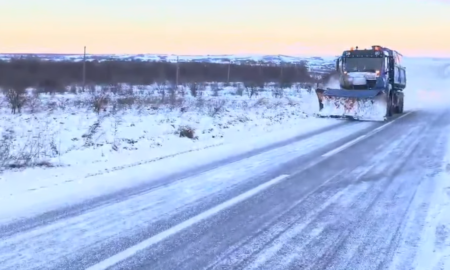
[394,95,402,114]
[399,97,404,113]
[386,95,393,117]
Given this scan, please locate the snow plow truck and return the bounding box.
[315,45,406,121]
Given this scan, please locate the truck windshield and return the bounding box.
[344,58,383,72]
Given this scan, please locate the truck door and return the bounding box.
[400,69,406,84]
[383,57,388,76]
[394,66,401,84]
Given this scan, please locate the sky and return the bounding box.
[1,0,450,57]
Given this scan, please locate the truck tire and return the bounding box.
[393,94,401,114]
[399,96,404,113]
[385,85,393,118]
[386,94,393,117]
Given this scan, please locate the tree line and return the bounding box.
[0,59,335,93]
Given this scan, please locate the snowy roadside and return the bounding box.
[0,84,321,174]
[0,84,346,219]
[412,135,450,270]
[387,113,450,270]
[0,116,346,222]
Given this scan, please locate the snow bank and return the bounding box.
[0,84,320,171]
[0,84,329,183]
[403,57,450,111]
[412,129,450,270]
[0,83,346,222]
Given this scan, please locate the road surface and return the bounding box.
[1,108,449,270]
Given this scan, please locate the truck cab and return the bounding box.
[336,45,406,91]
[315,45,406,120]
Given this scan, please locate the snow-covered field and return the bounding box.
[0,83,343,217]
[1,56,450,270]
[1,56,450,221]
[0,83,322,172]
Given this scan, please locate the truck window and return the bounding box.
[344,58,383,72]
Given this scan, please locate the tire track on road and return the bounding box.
[103,111,424,270]
[0,120,351,237]
[0,120,383,270]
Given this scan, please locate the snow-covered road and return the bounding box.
[1,107,450,270]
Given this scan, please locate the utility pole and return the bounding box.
[82,46,86,92]
[175,56,179,86]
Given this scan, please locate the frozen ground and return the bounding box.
[0,83,322,173]
[0,83,346,220]
[1,57,450,270]
[1,57,450,213]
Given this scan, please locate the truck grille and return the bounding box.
[353,80,377,90]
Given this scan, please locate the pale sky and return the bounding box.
[1,0,449,56]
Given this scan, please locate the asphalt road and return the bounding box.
[1,108,449,270]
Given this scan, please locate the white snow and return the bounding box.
[387,118,450,270]
[413,169,450,270]
[1,54,450,269]
[0,83,344,222]
[403,57,450,111]
[385,57,450,270]
[2,55,450,260]
[0,121,377,270]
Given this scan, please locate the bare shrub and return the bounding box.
[26,94,43,114]
[155,82,166,103]
[208,99,227,117]
[210,82,221,97]
[178,126,196,139]
[1,121,59,169]
[91,92,109,114]
[5,88,27,114]
[272,83,284,98]
[243,82,259,98]
[0,129,14,170]
[189,83,199,97]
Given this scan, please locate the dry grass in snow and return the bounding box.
[0,83,321,176]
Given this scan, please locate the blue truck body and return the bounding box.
[316,45,406,118]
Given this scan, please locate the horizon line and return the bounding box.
[0,52,449,59]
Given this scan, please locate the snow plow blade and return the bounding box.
[315,88,387,121]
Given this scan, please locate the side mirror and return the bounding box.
[336,58,340,72]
